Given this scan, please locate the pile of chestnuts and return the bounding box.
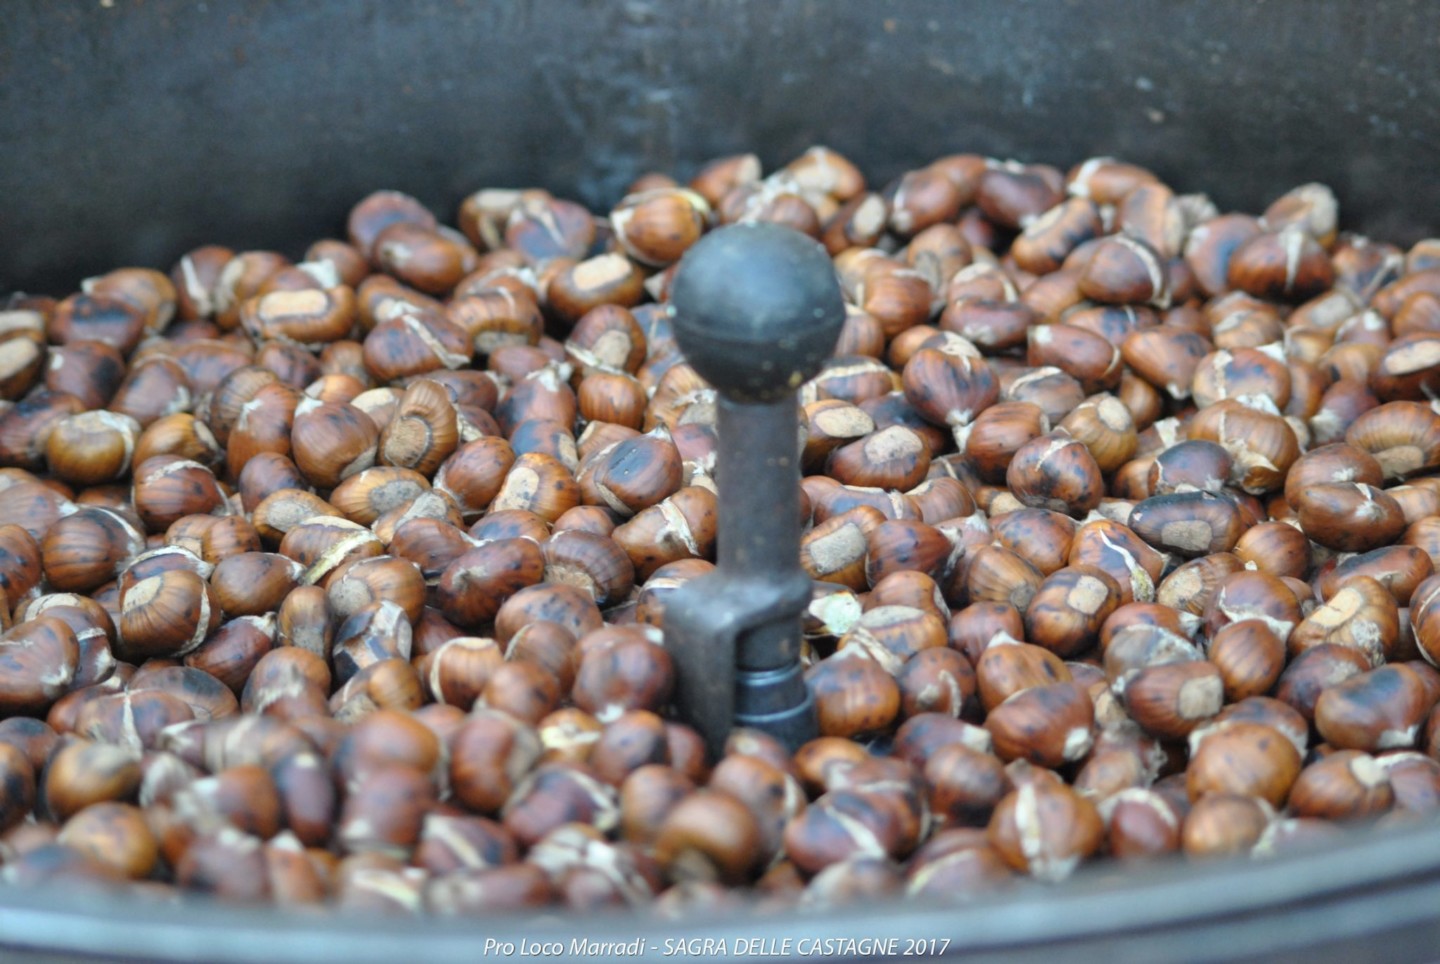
[3,145,1440,916]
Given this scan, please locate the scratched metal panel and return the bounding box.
[1,0,1437,294]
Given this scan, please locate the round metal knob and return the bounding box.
[669,223,846,403]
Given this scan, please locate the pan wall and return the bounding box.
[1,0,1434,293]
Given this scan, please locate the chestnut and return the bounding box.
[987,778,1103,882]
[1289,750,1394,821]
[500,762,618,848]
[0,616,80,716]
[1314,665,1433,751]
[1186,722,1302,807]
[42,739,142,821]
[984,681,1094,767]
[1181,793,1273,859]
[570,628,673,723]
[806,652,901,738]
[449,710,541,816]
[1005,433,1104,518]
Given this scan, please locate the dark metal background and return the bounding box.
[2,0,1437,294]
[3,0,1440,958]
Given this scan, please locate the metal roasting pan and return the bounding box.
[3,1,1440,959]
